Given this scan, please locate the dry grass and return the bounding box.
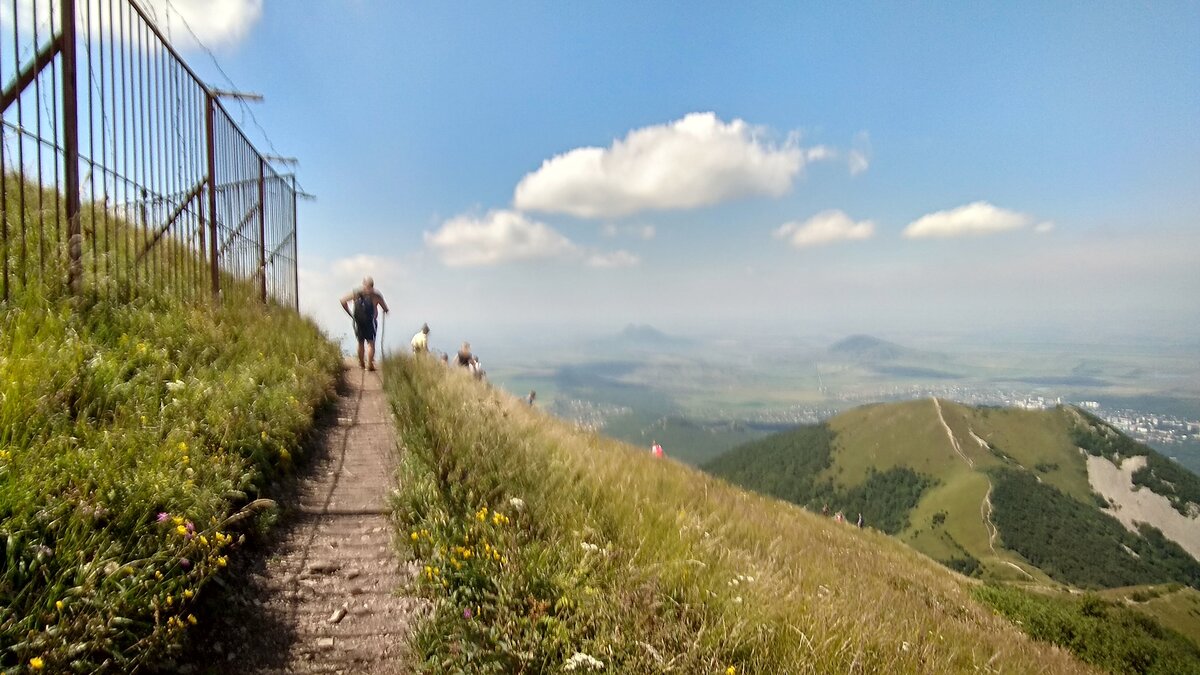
[386,355,1097,674]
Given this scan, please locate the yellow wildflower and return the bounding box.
[411,532,419,541]
[216,556,227,568]
[183,589,194,599]
[29,657,44,670]
[166,595,173,606]
[175,525,187,536]
[178,441,187,453]
[726,668,736,675]
[187,614,197,625]
[55,600,63,611]
[199,535,209,547]
[155,570,163,580]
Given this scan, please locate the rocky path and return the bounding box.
[188,361,424,674]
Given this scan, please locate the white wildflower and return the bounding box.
[166,379,186,393]
[580,542,600,554]
[564,651,605,671]
[509,497,526,512]
[901,641,911,652]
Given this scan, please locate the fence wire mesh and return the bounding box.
[2,0,298,307]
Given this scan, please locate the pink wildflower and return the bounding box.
[156,512,169,523]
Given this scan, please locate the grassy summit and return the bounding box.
[706,399,1200,591]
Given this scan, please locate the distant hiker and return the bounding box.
[834,512,844,524]
[527,390,537,406]
[411,323,430,354]
[857,512,864,528]
[456,342,473,368]
[470,357,485,381]
[339,276,389,371]
[440,353,450,366]
[651,441,664,459]
[822,503,829,517]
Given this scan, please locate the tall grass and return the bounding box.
[386,355,1097,674]
[0,283,340,671]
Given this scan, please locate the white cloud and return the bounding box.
[903,201,1037,239]
[513,112,825,218]
[774,210,875,248]
[600,223,656,240]
[805,146,835,162]
[848,131,871,176]
[3,0,263,48]
[1034,221,1055,234]
[586,250,640,268]
[137,0,263,48]
[424,210,578,267]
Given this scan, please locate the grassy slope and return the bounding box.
[1098,585,1200,644]
[387,356,1095,674]
[1,174,342,672]
[826,399,1010,575]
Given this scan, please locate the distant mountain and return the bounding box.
[828,334,910,361]
[589,324,695,352]
[618,323,673,345]
[705,400,1200,591]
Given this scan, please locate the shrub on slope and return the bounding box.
[974,584,1200,675]
[0,291,340,672]
[988,469,1200,589]
[386,356,1093,674]
[703,425,935,534]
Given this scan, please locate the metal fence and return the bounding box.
[2,0,298,307]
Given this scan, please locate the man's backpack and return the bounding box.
[353,291,375,324]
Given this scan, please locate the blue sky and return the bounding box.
[162,1,1198,350]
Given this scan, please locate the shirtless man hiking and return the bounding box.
[340,276,390,371]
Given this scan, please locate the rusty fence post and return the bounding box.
[205,91,219,299]
[258,157,266,302]
[291,174,298,311]
[61,0,82,295]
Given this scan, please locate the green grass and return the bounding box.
[827,399,958,483]
[386,355,1095,674]
[0,289,340,672]
[974,584,1200,674]
[2,175,342,671]
[1094,585,1200,645]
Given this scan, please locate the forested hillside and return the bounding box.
[704,399,1200,593]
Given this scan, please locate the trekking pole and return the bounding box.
[379,312,386,366]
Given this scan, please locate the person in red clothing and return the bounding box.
[651,441,665,459]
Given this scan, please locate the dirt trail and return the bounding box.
[184,362,424,674]
[932,397,973,469]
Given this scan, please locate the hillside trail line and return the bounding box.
[183,360,424,674]
[931,398,1035,580]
